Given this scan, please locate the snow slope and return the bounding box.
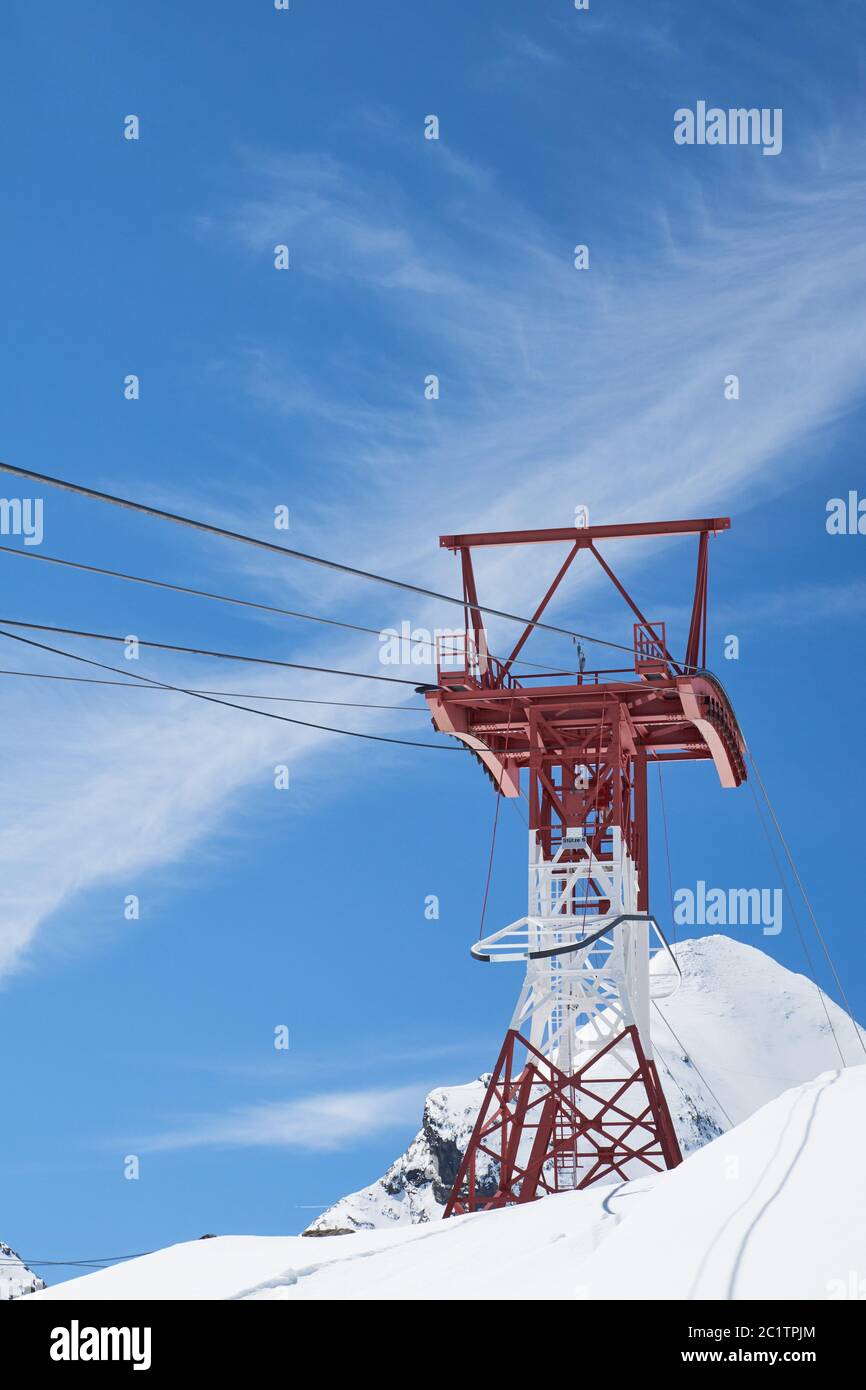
[0,1243,44,1300]
[576,1067,864,1301]
[308,935,865,1231]
[27,1065,866,1301]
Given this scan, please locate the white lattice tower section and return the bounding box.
[471,824,676,1079]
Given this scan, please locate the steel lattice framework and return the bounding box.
[423,518,746,1215]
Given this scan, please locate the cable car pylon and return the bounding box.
[423,518,746,1214]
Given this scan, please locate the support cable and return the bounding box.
[0,1252,153,1270]
[478,700,517,935]
[651,998,735,1130]
[746,745,864,1055]
[0,617,427,688]
[0,627,464,752]
[657,761,677,945]
[744,751,856,1064]
[0,668,429,711]
[0,462,638,656]
[0,542,571,675]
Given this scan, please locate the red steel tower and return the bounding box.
[424,518,746,1215]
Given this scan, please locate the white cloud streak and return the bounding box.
[139,1083,428,1154]
[4,116,866,981]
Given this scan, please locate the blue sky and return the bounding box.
[1,0,866,1280]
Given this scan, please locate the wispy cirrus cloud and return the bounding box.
[5,109,866,983]
[205,125,866,641]
[137,1083,429,1154]
[718,579,866,629]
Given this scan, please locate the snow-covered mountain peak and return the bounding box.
[308,934,864,1232]
[0,1243,43,1300]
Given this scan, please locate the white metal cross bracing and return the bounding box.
[471,826,679,1074]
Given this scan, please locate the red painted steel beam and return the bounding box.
[587,541,680,673]
[685,531,709,672]
[440,517,730,550]
[501,541,581,677]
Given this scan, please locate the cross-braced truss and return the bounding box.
[444,1024,680,1214]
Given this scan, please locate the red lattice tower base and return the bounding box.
[444,1026,681,1215]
